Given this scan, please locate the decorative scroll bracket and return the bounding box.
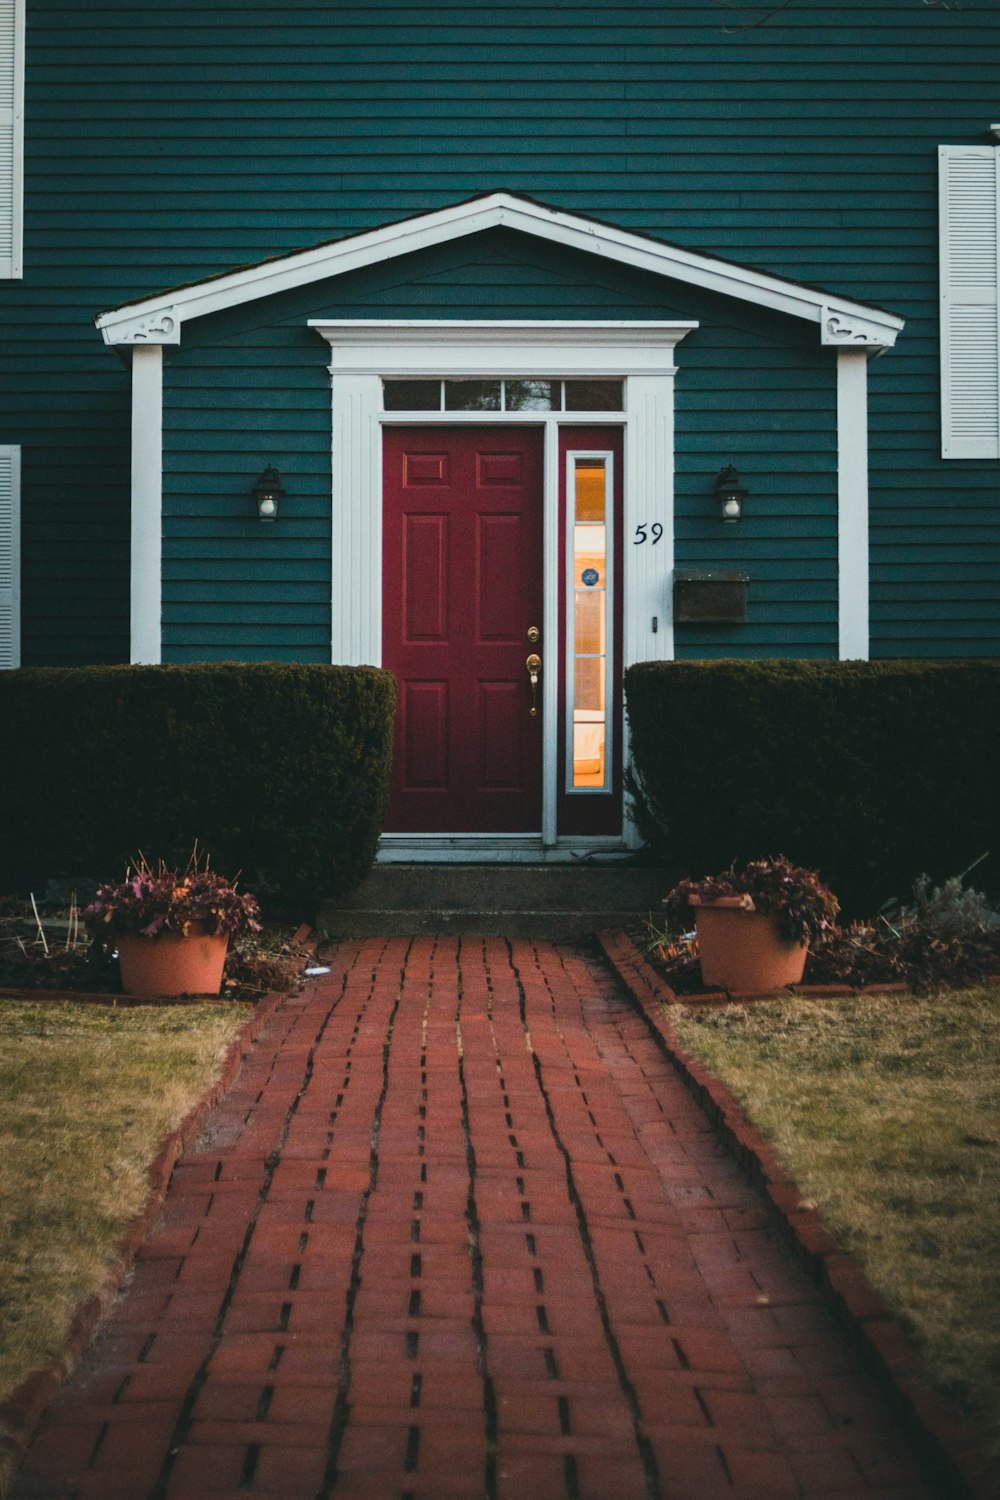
[821,307,894,350]
[103,309,182,346]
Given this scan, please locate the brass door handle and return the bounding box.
[526,653,542,716]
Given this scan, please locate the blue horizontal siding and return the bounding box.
[0,0,997,661]
[165,644,332,663]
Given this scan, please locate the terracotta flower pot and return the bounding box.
[690,895,807,994]
[116,923,229,999]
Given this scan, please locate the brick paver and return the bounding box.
[15,937,942,1499]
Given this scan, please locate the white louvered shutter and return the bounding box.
[0,447,20,668]
[0,0,22,279]
[940,146,1000,459]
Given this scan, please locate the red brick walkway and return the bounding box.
[16,938,940,1499]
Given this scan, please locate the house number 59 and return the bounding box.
[633,523,664,545]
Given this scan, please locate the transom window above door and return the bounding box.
[382,377,625,412]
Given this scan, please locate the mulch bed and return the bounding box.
[638,925,1000,1005]
[0,901,315,1007]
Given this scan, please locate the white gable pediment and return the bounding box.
[95,192,903,352]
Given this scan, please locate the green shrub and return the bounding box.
[0,664,396,913]
[625,659,1000,916]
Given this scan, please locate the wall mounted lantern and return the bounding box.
[715,464,747,523]
[252,465,285,522]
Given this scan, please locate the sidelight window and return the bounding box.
[566,452,613,793]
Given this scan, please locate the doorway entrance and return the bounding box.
[314,320,695,855]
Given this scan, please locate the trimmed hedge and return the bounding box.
[0,664,396,912]
[625,660,1000,917]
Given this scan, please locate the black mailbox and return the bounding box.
[673,570,749,624]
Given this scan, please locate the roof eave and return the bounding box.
[94,191,904,352]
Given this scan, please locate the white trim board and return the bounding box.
[95,192,904,351]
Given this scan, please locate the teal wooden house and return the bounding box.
[0,1,997,856]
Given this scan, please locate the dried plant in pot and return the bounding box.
[663,856,840,994]
[84,850,262,999]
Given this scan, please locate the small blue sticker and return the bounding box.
[581,567,600,587]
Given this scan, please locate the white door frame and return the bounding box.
[310,321,696,859]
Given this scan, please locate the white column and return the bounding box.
[330,373,382,664]
[837,348,870,660]
[130,344,163,664]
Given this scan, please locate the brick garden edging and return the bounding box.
[0,982,291,1500]
[597,927,999,1500]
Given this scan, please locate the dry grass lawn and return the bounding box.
[668,988,1000,1450]
[0,999,249,1411]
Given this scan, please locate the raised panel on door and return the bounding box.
[401,680,449,790]
[383,427,544,833]
[476,513,524,642]
[403,513,449,642]
[477,680,526,790]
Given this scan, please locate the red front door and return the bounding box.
[382,427,544,833]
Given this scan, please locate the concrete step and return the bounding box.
[318,863,673,938]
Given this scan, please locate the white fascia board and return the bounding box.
[95,192,903,350]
